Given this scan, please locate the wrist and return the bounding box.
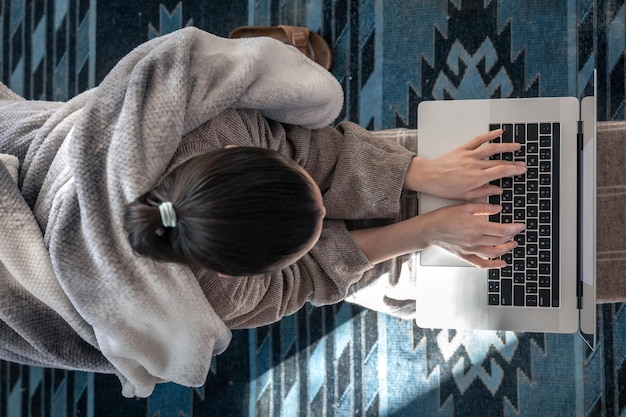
[349,216,431,265]
[404,156,431,192]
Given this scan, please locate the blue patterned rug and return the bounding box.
[1,0,625,416]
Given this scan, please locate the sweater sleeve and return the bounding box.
[303,121,416,219]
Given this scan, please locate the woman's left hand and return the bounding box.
[405,129,527,201]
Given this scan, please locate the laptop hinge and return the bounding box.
[576,119,584,309]
[578,120,584,150]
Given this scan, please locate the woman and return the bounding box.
[0,27,621,397]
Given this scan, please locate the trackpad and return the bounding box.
[420,246,474,267]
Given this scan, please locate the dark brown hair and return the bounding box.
[124,147,323,276]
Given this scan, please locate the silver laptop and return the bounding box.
[414,76,597,349]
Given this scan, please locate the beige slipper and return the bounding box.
[229,25,332,70]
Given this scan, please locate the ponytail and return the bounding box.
[124,147,323,276]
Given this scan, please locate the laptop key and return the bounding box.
[539,289,550,307]
[527,124,539,141]
[501,279,513,305]
[514,285,525,306]
[489,294,500,305]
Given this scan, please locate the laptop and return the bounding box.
[414,75,597,349]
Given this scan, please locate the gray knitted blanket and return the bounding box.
[0,27,342,397]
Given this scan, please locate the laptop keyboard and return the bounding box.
[487,123,560,308]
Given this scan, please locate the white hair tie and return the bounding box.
[159,202,177,228]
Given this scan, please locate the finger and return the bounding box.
[463,202,503,216]
[464,233,519,248]
[462,184,502,201]
[458,253,506,269]
[464,129,503,150]
[482,220,526,238]
[458,239,520,268]
[482,163,527,183]
[473,142,521,159]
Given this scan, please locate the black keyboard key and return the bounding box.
[540,136,552,147]
[527,231,538,243]
[501,266,512,277]
[514,247,525,258]
[526,282,538,294]
[526,257,538,269]
[501,279,513,305]
[539,251,551,262]
[527,244,538,255]
[540,175,551,186]
[539,289,551,307]
[502,124,514,143]
[527,206,539,218]
[539,199,551,211]
[489,281,500,292]
[502,177,513,188]
[540,187,551,198]
[515,124,526,144]
[527,124,538,141]
[489,294,500,305]
[539,238,550,250]
[527,154,539,166]
[539,264,550,274]
[527,168,539,179]
[514,285,525,306]
[540,123,551,134]
[514,209,525,221]
[528,142,539,153]
[526,295,538,306]
[539,212,551,223]
[527,180,539,191]
[489,269,500,280]
[527,270,538,281]
[514,272,525,282]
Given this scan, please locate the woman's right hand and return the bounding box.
[350,202,524,269]
[416,202,525,268]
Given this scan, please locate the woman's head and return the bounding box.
[124,147,325,276]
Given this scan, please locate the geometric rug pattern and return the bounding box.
[1,0,625,416]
